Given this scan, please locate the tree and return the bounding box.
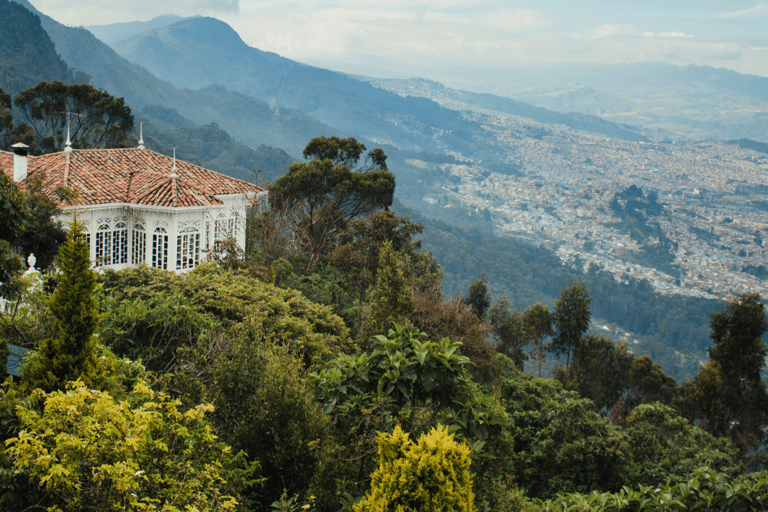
[303,135,387,170]
[6,381,259,512]
[551,281,592,367]
[0,171,28,285]
[464,274,491,320]
[14,81,134,154]
[0,87,12,147]
[355,425,476,512]
[412,292,496,385]
[708,293,767,390]
[212,341,329,507]
[330,211,424,335]
[523,302,553,377]
[680,293,768,464]
[21,218,103,392]
[270,136,395,266]
[364,241,414,340]
[17,172,68,270]
[487,297,527,371]
[247,187,304,268]
[613,354,677,421]
[623,403,739,486]
[556,334,633,413]
[0,86,35,150]
[498,360,632,499]
[98,263,354,371]
[311,324,506,502]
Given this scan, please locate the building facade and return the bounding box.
[1,143,264,272]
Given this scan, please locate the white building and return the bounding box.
[1,142,264,272]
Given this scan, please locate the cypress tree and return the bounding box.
[365,241,413,338]
[22,218,101,391]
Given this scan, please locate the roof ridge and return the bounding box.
[63,151,71,189]
[171,173,178,207]
[124,152,133,201]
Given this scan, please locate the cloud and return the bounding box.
[313,8,414,22]
[711,3,768,19]
[29,0,768,78]
[203,0,239,13]
[590,24,632,38]
[481,9,550,33]
[641,31,694,38]
[33,0,238,26]
[658,32,694,38]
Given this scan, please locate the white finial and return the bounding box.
[171,147,178,178]
[64,116,72,152]
[24,253,42,292]
[138,122,145,150]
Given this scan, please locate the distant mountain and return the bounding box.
[428,62,768,143]
[85,14,183,45]
[110,17,492,155]
[0,0,74,95]
[11,0,341,156]
[565,63,768,104]
[367,77,650,143]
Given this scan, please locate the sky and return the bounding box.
[30,0,768,77]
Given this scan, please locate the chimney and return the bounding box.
[12,143,29,182]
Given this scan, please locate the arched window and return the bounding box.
[95,223,112,267]
[214,213,228,241]
[132,223,146,264]
[113,222,127,265]
[152,227,168,270]
[176,226,201,270]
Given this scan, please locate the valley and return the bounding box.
[369,77,768,302]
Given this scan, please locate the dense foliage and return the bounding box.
[1,135,767,512]
[355,425,476,512]
[7,381,259,512]
[15,80,134,153]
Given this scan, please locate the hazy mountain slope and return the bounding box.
[430,63,768,143]
[0,0,73,95]
[137,110,296,185]
[85,14,183,45]
[12,0,339,156]
[110,17,491,155]
[728,138,768,155]
[368,77,649,143]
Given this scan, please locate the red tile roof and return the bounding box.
[0,148,263,208]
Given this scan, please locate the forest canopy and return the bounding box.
[1,135,767,511]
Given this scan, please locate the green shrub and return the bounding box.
[355,424,475,512]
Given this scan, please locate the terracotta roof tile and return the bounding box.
[1,148,263,207]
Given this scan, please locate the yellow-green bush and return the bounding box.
[355,424,475,512]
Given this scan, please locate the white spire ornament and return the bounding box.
[138,122,145,150]
[64,115,72,153]
[171,147,178,178]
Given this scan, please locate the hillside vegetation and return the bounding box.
[2,137,768,512]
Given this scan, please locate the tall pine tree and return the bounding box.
[22,218,102,392]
